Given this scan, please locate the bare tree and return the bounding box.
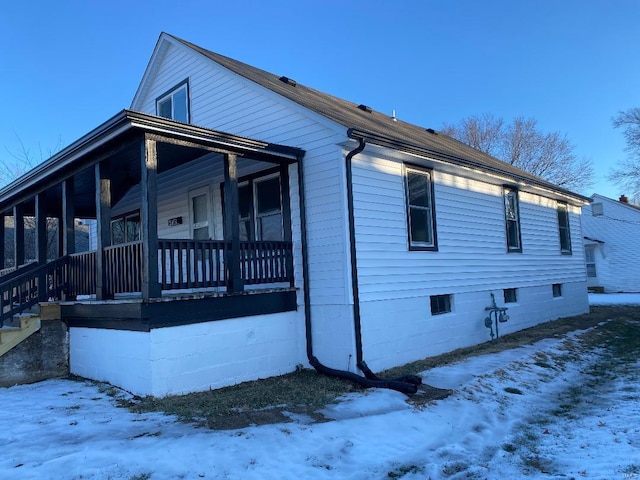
[610,107,640,204]
[3,135,63,266]
[442,114,593,192]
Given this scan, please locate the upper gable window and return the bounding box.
[404,165,437,251]
[503,187,522,253]
[557,202,572,255]
[156,80,189,123]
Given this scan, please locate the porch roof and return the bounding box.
[0,110,304,218]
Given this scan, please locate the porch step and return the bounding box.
[0,314,41,358]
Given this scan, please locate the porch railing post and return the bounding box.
[13,204,25,268]
[223,153,244,293]
[95,161,113,300]
[62,178,76,300]
[0,213,4,270]
[280,163,295,286]
[35,193,48,302]
[141,136,160,300]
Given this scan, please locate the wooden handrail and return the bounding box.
[0,257,68,327]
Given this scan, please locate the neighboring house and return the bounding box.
[582,194,640,293]
[0,33,590,397]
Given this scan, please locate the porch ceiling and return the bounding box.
[0,110,304,218]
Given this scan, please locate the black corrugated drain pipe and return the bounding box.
[297,138,420,395]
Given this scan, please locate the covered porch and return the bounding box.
[0,111,304,328]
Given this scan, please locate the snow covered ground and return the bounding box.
[1,296,639,479]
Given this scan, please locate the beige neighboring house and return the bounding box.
[582,194,640,293]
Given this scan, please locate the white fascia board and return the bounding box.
[347,140,589,207]
[131,33,172,110]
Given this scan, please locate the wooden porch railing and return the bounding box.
[158,239,224,290]
[158,239,293,290]
[68,250,97,297]
[0,257,67,326]
[0,239,293,323]
[239,241,293,285]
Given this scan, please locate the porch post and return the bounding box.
[35,193,48,301]
[279,163,294,286]
[62,178,76,256]
[0,213,4,269]
[13,204,25,268]
[95,161,112,300]
[141,137,160,300]
[223,153,243,293]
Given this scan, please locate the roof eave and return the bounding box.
[347,128,590,204]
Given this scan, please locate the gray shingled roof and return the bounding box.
[170,34,586,201]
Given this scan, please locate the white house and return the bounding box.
[582,194,640,292]
[0,33,590,397]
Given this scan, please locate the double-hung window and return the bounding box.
[111,211,141,245]
[503,187,522,252]
[226,173,284,242]
[405,165,437,250]
[156,80,189,123]
[557,202,572,254]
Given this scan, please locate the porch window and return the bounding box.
[111,211,140,244]
[227,172,284,241]
[156,80,189,123]
[504,187,522,252]
[238,183,252,241]
[405,165,437,250]
[255,176,283,241]
[557,202,572,254]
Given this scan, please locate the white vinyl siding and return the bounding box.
[350,151,587,303]
[581,195,640,292]
[132,40,350,311]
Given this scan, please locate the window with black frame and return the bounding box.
[557,202,572,254]
[503,187,522,252]
[156,80,189,123]
[405,165,437,251]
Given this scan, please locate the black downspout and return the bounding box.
[344,134,422,390]
[298,142,419,395]
[344,137,366,366]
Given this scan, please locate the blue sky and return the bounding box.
[1,0,638,198]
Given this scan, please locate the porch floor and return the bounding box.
[47,286,298,332]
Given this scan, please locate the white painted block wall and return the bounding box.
[70,310,304,397]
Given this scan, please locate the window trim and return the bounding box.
[155,79,190,123]
[557,202,572,255]
[503,186,522,253]
[404,164,438,251]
